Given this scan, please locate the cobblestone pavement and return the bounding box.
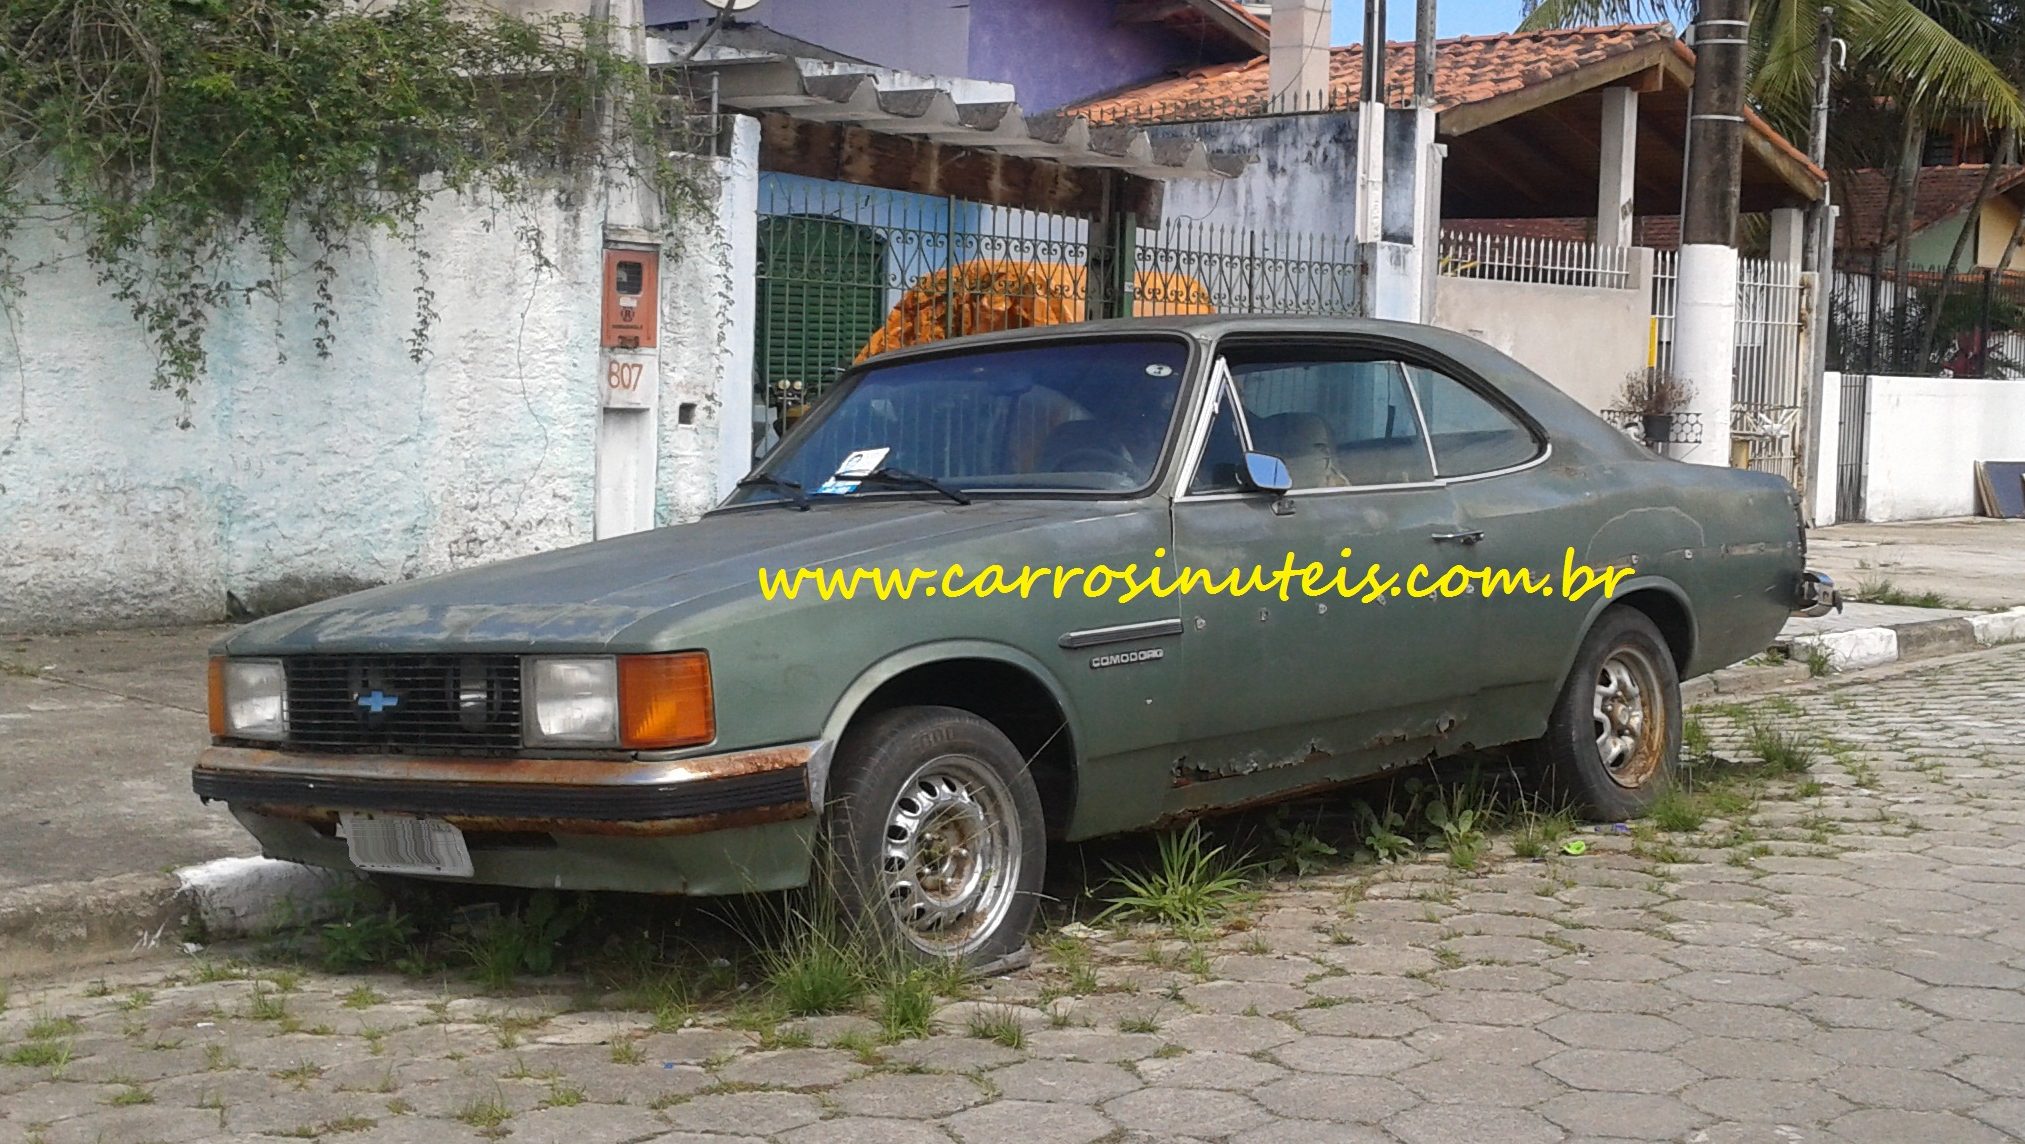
[5,646,2025,1144]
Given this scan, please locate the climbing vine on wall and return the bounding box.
[0,0,707,405]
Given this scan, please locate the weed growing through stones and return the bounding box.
[1682,715,1712,760]
[458,892,591,988]
[877,971,939,1041]
[610,1039,645,1065]
[1262,808,1341,877]
[1804,644,1834,676]
[455,1091,513,1131]
[1747,724,1819,775]
[1647,787,1707,833]
[108,1084,154,1106]
[1422,785,1490,870]
[761,919,873,1017]
[1045,934,1100,995]
[1098,821,1257,929]
[4,1040,71,1069]
[341,986,383,1010]
[967,1005,1026,1049]
[1508,804,1576,860]
[1355,801,1417,863]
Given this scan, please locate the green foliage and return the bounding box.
[0,0,707,404]
[966,1004,1026,1049]
[876,970,939,1041]
[458,891,591,987]
[1747,724,1820,776]
[1422,786,1489,871]
[1261,808,1340,877]
[1098,821,1257,930]
[319,900,417,971]
[1508,804,1575,860]
[1355,801,1417,863]
[1647,786,1708,833]
[760,921,871,1017]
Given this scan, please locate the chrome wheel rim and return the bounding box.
[881,754,1020,957]
[1593,646,1666,788]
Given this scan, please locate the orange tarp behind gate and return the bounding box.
[854,260,1215,362]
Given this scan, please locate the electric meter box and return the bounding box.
[601,246,659,349]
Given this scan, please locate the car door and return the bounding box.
[1400,359,1594,736]
[1168,341,1484,785]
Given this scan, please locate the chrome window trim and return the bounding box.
[1396,360,1442,479]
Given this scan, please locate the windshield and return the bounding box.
[727,337,1191,504]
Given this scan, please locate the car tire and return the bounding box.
[1524,606,1682,821]
[823,705,1046,966]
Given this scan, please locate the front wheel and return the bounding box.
[824,706,1045,965]
[1522,607,1682,821]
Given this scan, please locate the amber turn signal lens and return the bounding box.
[206,656,227,737]
[617,653,715,749]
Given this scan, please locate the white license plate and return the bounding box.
[339,813,474,878]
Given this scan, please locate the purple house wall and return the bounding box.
[645,0,1242,111]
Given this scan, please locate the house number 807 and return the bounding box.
[607,361,644,391]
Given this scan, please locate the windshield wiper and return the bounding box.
[856,466,972,506]
[735,473,810,510]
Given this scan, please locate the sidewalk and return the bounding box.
[1805,517,2025,609]
[0,627,253,969]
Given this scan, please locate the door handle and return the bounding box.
[1431,529,1484,545]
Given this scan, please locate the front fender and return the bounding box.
[812,639,1084,805]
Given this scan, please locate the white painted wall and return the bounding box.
[1429,250,1657,415]
[0,128,758,632]
[1862,375,2025,521]
[1810,370,1841,526]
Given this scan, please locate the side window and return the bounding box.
[1406,366,1542,476]
[1229,358,1433,488]
[1187,384,1248,495]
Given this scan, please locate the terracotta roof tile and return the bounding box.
[1836,164,2025,252]
[1072,24,1673,120]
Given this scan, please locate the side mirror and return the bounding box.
[1239,452,1292,496]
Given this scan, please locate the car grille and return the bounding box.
[281,655,522,754]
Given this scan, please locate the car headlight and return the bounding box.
[208,657,287,740]
[525,653,714,750]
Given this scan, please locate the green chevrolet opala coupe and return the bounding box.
[197,316,1835,963]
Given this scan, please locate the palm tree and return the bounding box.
[1519,0,2023,143]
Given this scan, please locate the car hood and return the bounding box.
[219,499,1094,653]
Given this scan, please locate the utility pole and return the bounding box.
[1800,7,1838,521]
[1672,0,1749,466]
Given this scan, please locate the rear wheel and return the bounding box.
[1524,607,1682,821]
[823,706,1045,965]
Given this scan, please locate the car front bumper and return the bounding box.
[193,741,826,894]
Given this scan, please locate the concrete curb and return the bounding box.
[1777,605,2025,674]
[0,858,354,977]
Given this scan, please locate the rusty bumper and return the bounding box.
[192,741,820,838]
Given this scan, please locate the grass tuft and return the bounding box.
[966,1004,1026,1049]
[1097,821,1255,929]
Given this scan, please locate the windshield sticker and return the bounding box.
[815,446,890,495]
[1145,363,1173,377]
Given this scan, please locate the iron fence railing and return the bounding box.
[753,177,1364,418]
[1829,261,2025,379]
[1437,229,1634,290]
[1649,250,1807,484]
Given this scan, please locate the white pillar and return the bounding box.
[1674,243,1738,466]
[1769,207,1805,268]
[1597,87,1637,248]
[715,115,762,500]
[1269,0,1334,113]
[1355,99,1386,244]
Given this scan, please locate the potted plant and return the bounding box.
[1618,367,1696,445]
